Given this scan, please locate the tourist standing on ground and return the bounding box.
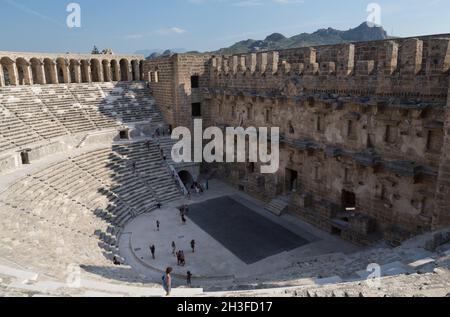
[156,220,160,231]
[150,244,156,260]
[187,271,192,287]
[191,240,196,253]
[171,241,176,256]
[162,267,173,296]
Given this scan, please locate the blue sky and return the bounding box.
[0,0,449,54]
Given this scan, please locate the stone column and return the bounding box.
[98,62,104,82]
[0,65,4,87]
[103,62,112,82]
[10,62,19,85]
[134,62,140,81]
[36,60,46,84]
[61,60,70,83]
[46,60,58,84]
[23,64,33,85]
[81,61,91,83]
[72,60,82,83]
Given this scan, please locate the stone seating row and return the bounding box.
[0,82,162,154]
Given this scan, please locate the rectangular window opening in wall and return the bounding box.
[191,75,199,89]
[192,103,202,117]
[265,109,272,124]
[20,151,30,165]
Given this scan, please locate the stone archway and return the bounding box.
[43,58,57,84]
[90,59,102,82]
[16,58,32,85]
[120,59,130,81]
[1,57,17,86]
[178,170,194,188]
[30,58,45,85]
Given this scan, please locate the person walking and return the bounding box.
[162,267,173,297]
[171,241,176,256]
[191,240,196,253]
[187,271,192,287]
[156,220,160,231]
[150,244,156,260]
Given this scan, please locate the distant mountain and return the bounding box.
[214,22,390,55]
[134,48,187,59]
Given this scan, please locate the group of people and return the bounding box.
[150,217,198,295]
[190,181,207,195]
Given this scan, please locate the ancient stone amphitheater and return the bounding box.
[0,39,450,297]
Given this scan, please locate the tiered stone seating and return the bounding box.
[0,83,164,155]
[98,82,164,124]
[0,104,43,150]
[73,148,157,213]
[0,130,15,153]
[0,201,111,279]
[68,84,121,129]
[35,85,97,134]
[112,141,182,203]
[1,86,68,140]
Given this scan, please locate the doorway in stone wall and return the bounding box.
[342,190,356,212]
[285,168,298,192]
[20,151,30,165]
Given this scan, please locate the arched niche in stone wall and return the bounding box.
[30,58,45,85]
[16,57,32,85]
[90,59,102,82]
[43,58,57,84]
[119,59,130,81]
[0,57,17,86]
[56,58,69,84]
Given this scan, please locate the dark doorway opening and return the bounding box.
[119,130,129,140]
[286,168,298,192]
[192,103,202,117]
[178,170,194,188]
[191,75,199,89]
[342,190,356,212]
[20,151,30,165]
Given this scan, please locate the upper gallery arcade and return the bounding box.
[0,51,145,86]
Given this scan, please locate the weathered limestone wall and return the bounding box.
[144,57,176,126]
[144,54,211,129]
[142,34,450,245]
[433,80,450,230]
